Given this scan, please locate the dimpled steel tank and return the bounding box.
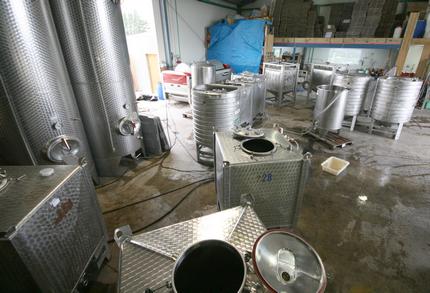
[371,77,422,124]
[333,73,371,116]
[49,0,142,177]
[192,84,240,164]
[0,0,97,180]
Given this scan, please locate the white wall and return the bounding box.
[303,48,397,70]
[153,0,235,66]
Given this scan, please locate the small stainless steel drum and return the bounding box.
[172,239,247,293]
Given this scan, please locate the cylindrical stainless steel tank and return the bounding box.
[314,85,349,131]
[0,0,97,180]
[333,73,371,116]
[234,73,266,122]
[225,80,253,127]
[362,77,378,113]
[191,62,216,89]
[371,77,423,124]
[50,0,142,177]
[192,84,240,164]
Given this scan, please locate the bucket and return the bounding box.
[414,20,426,38]
[314,85,349,131]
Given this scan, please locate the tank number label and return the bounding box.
[262,172,273,182]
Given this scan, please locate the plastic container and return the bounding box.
[414,20,426,38]
[321,156,350,175]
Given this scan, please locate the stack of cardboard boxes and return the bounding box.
[273,0,317,37]
[347,0,398,37]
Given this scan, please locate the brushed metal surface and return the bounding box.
[191,62,216,89]
[310,64,335,90]
[333,73,371,116]
[118,206,266,292]
[214,129,309,228]
[50,0,141,177]
[233,72,266,122]
[253,230,326,292]
[192,84,241,149]
[363,77,378,112]
[371,77,423,124]
[264,62,298,93]
[0,0,97,179]
[0,165,108,293]
[225,80,254,127]
[314,85,349,131]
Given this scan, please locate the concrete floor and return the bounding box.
[90,96,430,293]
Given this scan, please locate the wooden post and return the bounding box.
[263,25,274,62]
[415,40,430,78]
[395,12,419,76]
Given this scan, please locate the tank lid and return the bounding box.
[252,230,327,293]
[233,127,264,139]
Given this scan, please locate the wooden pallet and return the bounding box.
[307,131,352,149]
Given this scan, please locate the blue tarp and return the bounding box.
[207,19,268,74]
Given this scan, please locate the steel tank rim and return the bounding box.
[172,239,247,293]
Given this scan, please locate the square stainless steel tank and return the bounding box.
[0,165,109,292]
[214,129,310,228]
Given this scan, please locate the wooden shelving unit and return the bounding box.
[273,37,405,49]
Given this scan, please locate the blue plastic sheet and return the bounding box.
[207,19,268,74]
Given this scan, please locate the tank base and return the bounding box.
[95,154,138,178]
[266,89,297,107]
[368,119,404,140]
[342,115,358,131]
[196,143,214,167]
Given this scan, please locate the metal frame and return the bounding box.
[263,62,300,107]
[115,205,267,292]
[368,119,404,140]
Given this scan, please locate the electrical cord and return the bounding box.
[102,177,213,215]
[95,153,169,190]
[131,179,213,234]
[106,178,213,244]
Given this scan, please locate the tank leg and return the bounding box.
[350,115,357,132]
[368,119,375,135]
[306,88,311,104]
[196,143,201,163]
[394,123,403,140]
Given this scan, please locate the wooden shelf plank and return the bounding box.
[273,37,403,49]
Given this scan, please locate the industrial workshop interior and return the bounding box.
[2,0,430,292]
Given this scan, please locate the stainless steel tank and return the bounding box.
[0,0,97,180]
[224,80,253,127]
[371,77,422,124]
[192,84,240,165]
[310,64,336,90]
[215,128,310,228]
[362,77,378,113]
[234,73,266,123]
[263,62,299,105]
[191,62,216,89]
[314,85,349,131]
[49,0,142,177]
[0,165,108,292]
[333,73,371,117]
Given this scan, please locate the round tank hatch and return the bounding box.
[172,239,246,293]
[45,135,81,163]
[252,230,327,293]
[241,138,276,156]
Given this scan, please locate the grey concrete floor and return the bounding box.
[90,96,430,293]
